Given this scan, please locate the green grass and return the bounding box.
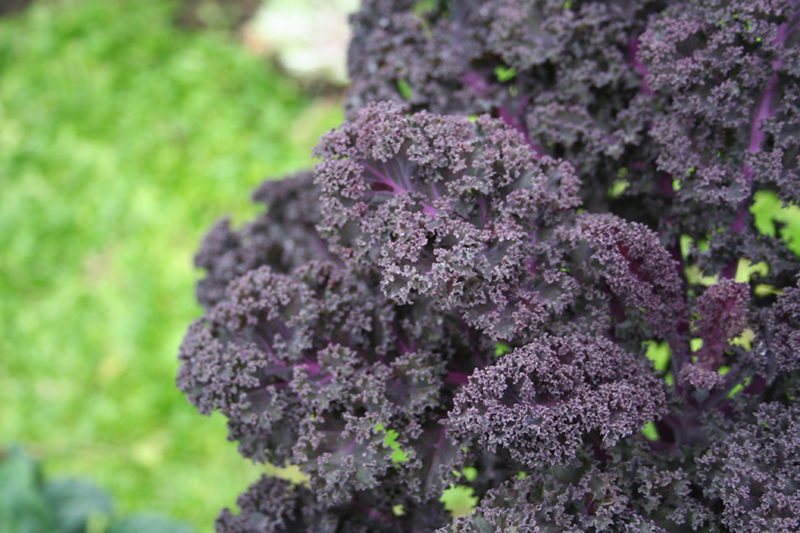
[0,0,342,530]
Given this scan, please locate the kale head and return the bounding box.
[179,0,800,531]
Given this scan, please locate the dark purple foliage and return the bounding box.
[696,403,800,533]
[449,335,666,469]
[314,101,580,340]
[442,443,715,533]
[194,172,333,309]
[179,0,800,530]
[216,475,450,533]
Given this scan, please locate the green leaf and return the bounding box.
[0,447,55,533]
[494,65,517,82]
[440,485,478,518]
[397,79,413,100]
[643,341,670,372]
[751,190,800,255]
[641,422,659,441]
[43,479,114,533]
[494,341,512,357]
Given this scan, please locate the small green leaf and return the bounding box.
[494,65,517,82]
[412,0,437,16]
[440,485,478,518]
[750,190,800,256]
[608,179,629,198]
[494,341,512,357]
[0,448,55,533]
[396,79,413,100]
[641,422,659,441]
[43,478,114,533]
[383,429,409,463]
[643,341,670,372]
[463,467,478,483]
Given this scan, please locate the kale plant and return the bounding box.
[178,0,800,531]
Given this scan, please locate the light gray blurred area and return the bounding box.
[241,0,359,86]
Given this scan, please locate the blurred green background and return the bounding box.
[0,0,342,530]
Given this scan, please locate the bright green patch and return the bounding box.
[440,485,478,518]
[727,377,752,398]
[263,463,310,486]
[730,328,755,350]
[0,1,342,531]
[735,258,769,283]
[641,422,659,441]
[685,265,719,286]
[680,235,693,260]
[494,65,517,83]
[679,234,710,261]
[608,179,629,198]
[755,284,783,297]
[751,191,800,256]
[643,341,670,372]
[375,424,410,463]
[412,0,438,16]
[397,79,413,100]
[494,341,512,357]
[463,466,478,483]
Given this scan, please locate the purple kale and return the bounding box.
[752,278,800,396]
[448,335,666,469]
[678,280,750,390]
[564,213,688,341]
[215,476,324,533]
[441,443,714,533]
[179,262,397,500]
[178,0,800,530]
[696,403,800,533]
[639,0,800,277]
[345,0,662,213]
[315,101,581,340]
[179,259,475,505]
[194,172,333,309]
[216,475,450,533]
[764,279,800,376]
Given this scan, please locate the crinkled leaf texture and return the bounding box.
[314,101,581,341]
[449,335,667,468]
[180,0,800,529]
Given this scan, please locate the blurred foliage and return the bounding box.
[174,0,260,32]
[0,445,192,533]
[0,0,342,531]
